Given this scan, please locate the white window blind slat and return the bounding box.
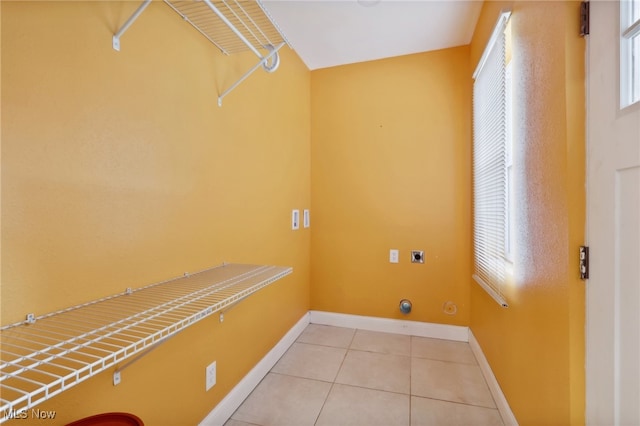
[473,11,511,308]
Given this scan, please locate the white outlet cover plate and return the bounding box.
[206,361,217,391]
[390,249,399,263]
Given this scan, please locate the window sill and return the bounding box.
[473,274,509,308]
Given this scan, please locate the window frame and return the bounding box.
[472,11,512,308]
[621,0,640,108]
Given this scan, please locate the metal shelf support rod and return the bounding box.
[112,0,153,51]
[217,41,285,106]
[112,335,173,385]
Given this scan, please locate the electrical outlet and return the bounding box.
[113,371,121,386]
[206,361,216,391]
[389,249,399,263]
[292,210,300,230]
[411,250,424,264]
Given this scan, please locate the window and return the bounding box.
[621,0,640,107]
[472,11,511,308]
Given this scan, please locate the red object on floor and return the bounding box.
[65,412,144,426]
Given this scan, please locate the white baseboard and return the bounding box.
[198,312,310,426]
[308,310,469,342]
[469,329,519,426]
[200,311,516,426]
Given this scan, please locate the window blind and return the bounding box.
[472,12,511,308]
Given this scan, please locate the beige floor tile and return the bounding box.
[271,342,347,382]
[224,419,261,426]
[316,384,410,426]
[411,396,504,426]
[297,324,356,348]
[411,358,496,408]
[230,373,331,426]
[350,329,411,356]
[336,350,411,394]
[411,336,477,365]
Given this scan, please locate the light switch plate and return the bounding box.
[206,361,216,391]
[303,209,310,228]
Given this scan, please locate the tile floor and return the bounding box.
[225,324,504,426]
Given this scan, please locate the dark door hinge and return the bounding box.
[580,246,589,280]
[580,1,590,36]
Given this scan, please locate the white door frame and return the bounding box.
[585,1,640,424]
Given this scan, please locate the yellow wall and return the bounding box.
[1,1,310,424]
[2,1,587,424]
[310,47,472,325]
[469,2,585,425]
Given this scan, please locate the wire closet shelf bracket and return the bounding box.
[0,263,292,421]
[112,0,290,106]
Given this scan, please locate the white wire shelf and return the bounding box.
[0,263,292,420]
[112,0,290,106]
[164,0,287,56]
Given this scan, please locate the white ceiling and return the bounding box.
[262,0,483,70]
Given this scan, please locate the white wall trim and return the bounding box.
[200,312,517,426]
[308,310,469,342]
[198,312,310,426]
[468,329,519,425]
